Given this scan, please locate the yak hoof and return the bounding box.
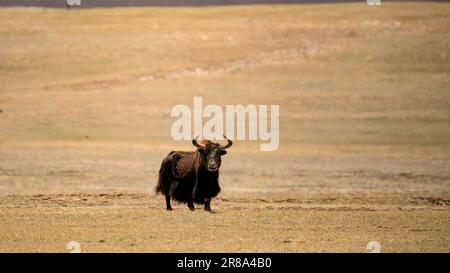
[167,207,173,211]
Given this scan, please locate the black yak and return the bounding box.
[155,136,232,212]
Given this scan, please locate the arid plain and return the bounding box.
[0,3,449,252]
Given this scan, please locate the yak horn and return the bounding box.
[192,136,204,149]
[221,135,233,149]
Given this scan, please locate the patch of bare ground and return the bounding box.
[0,193,449,252]
[1,193,449,211]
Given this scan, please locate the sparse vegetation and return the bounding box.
[0,3,449,252]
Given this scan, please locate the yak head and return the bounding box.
[192,135,233,172]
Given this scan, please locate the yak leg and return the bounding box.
[165,193,172,211]
[165,181,178,211]
[204,198,212,212]
[187,200,195,211]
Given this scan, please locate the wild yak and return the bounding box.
[155,136,232,212]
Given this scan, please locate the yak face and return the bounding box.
[198,143,227,172]
[192,136,232,172]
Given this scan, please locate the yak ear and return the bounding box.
[197,148,205,154]
[220,150,227,156]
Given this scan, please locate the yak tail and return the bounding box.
[155,151,176,194]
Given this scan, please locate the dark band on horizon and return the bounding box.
[0,0,444,8]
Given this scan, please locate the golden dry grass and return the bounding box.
[0,3,449,252]
[0,194,449,252]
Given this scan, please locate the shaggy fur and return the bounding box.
[155,139,231,211]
